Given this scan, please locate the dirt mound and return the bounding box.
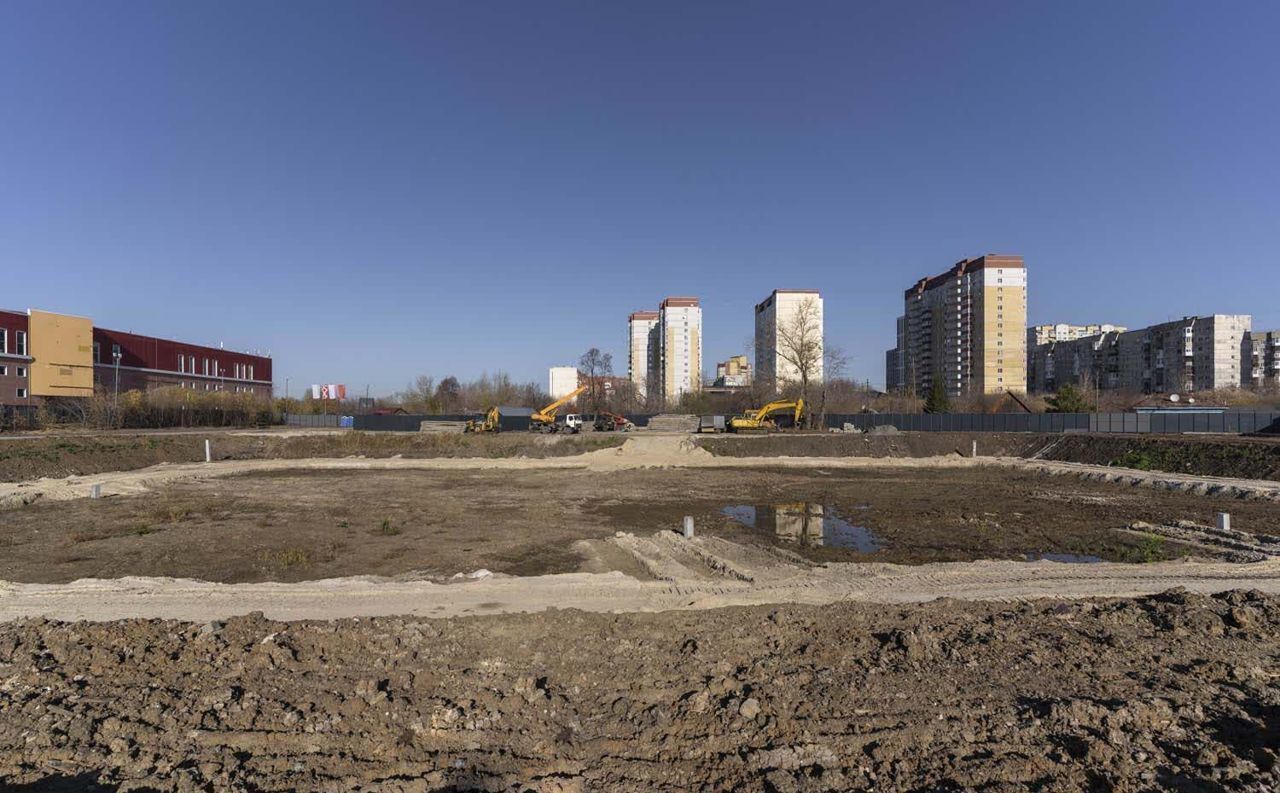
[0,432,625,483]
[581,435,716,470]
[1,590,1276,791]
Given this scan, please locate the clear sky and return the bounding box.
[2,2,1277,395]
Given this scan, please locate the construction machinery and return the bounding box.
[727,399,805,433]
[593,411,635,432]
[530,384,589,433]
[464,406,501,433]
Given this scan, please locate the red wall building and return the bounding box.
[1,308,272,411]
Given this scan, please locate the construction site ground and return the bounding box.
[2,432,1279,790]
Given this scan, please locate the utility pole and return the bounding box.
[112,350,121,426]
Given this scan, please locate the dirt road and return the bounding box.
[4,530,1279,622]
[5,435,1280,511]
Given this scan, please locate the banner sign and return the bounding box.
[311,384,347,400]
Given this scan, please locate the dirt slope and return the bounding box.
[1,590,1276,791]
[0,432,624,483]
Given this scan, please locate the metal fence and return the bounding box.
[824,411,1280,435]
[354,413,658,432]
[283,413,344,428]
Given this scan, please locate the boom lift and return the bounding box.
[727,399,805,433]
[464,407,501,433]
[593,411,635,432]
[530,384,589,433]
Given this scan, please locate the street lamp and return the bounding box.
[112,350,122,427]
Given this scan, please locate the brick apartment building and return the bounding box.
[0,308,273,414]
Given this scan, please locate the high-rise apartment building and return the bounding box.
[754,290,824,396]
[658,297,702,402]
[1028,315,1252,394]
[887,255,1027,397]
[627,311,659,400]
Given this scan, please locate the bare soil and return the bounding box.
[1040,433,1280,480]
[698,432,1057,459]
[2,590,1277,791]
[0,432,624,483]
[700,431,1280,480]
[3,466,1277,584]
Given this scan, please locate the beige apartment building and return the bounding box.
[627,310,659,400]
[754,289,824,395]
[628,299,702,405]
[659,297,702,402]
[888,255,1027,397]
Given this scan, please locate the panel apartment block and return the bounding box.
[754,290,823,396]
[890,255,1026,397]
[1029,315,1252,394]
[1248,329,1280,390]
[1026,323,1125,392]
[627,311,659,400]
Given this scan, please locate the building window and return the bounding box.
[17,388,27,398]
[0,329,6,354]
[112,344,121,361]
[15,331,26,356]
[16,367,26,377]
[94,342,101,363]
[179,354,185,373]
[0,366,5,376]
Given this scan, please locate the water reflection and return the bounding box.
[722,503,884,552]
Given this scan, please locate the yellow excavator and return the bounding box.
[530,384,589,433]
[728,398,805,433]
[464,406,501,433]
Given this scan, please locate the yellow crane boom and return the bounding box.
[530,384,589,431]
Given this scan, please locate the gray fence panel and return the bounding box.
[284,413,341,428]
[823,410,1270,435]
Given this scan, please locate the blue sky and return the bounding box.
[2,2,1277,394]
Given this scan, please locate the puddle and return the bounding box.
[1024,552,1103,564]
[722,503,884,552]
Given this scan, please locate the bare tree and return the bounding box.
[775,296,824,411]
[434,376,461,412]
[579,347,613,410]
[399,375,436,412]
[818,345,848,427]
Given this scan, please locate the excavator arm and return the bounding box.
[729,398,805,432]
